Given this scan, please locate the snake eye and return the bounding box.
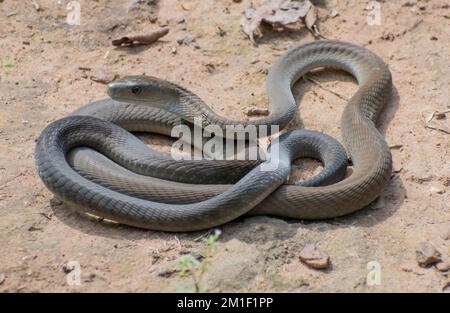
[131,86,142,95]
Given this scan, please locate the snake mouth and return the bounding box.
[108,94,148,103]
[108,94,170,107]
[107,81,128,101]
[107,83,150,104]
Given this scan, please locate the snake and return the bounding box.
[35,40,393,232]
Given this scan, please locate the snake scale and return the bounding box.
[35,41,393,231]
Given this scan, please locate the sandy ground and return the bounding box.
[0,0,449,292]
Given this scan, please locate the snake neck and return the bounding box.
[175,85,291,138]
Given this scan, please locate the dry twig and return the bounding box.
[303,75,349,101]
[424,110,449,134]
[425,125,450,135]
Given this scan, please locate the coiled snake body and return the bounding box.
[35,41,393,231]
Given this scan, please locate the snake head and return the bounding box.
[107,75,179,107]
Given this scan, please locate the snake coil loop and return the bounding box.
[35,41,392,231]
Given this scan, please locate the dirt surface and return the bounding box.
[0,0,449,292]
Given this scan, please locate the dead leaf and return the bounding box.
[112,27,169,46]
[416,242,442,267]
[435,112,447,120]
[181,3,191,11]
[128,0,156,11]
[436,261,450,272]
[240,0,315,43]
[303,5,320,37]
[90,70,119,85]
[263,0,311,26]
[246,107,270,116]
[299,243,330,269]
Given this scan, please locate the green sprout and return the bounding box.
[174,229,222,293]
[202,230,221,246]
[3,58,15,69]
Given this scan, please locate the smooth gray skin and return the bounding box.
[35,40,393,231]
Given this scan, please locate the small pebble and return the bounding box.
[62,263,75,274]
[150,264,177,278]
[443,282,450,292]
[330,9,339,18]
[436,261,450,272]
[443,229,450,240]
[402,0,417,7]
[0,272,5,285]
[21,255,33,262]
[84,273,96,283]
[217,26,226,37]
[205,63,216,74]
[381,32,395,41]
[434,112,446,119]
[429,186,446,195]
[177,35,195,45]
